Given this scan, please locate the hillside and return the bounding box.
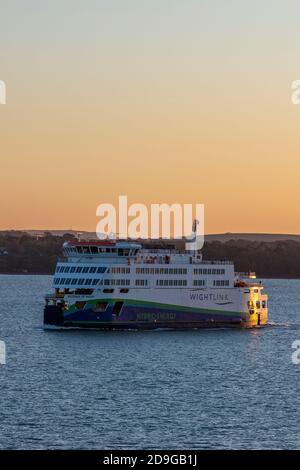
[1,231,300,278]
[6,230,300,243]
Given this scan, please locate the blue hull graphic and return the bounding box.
[45,302,243,329]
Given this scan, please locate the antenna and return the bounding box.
[192,219,199,234]
[185,218,201,254]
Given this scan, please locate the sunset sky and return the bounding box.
[1,0,300,234]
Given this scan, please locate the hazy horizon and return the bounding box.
[3,228,300,238]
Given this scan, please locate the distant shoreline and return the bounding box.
[0,272,52,276]
[2,231,300,279]
[2,229,300,243]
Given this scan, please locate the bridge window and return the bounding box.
[97,267,106,273]
[117,248,130,257]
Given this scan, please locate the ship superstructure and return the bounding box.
[44,240,268,329]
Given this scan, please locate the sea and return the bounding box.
[0,275,299,449]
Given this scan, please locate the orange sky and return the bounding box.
[1,1,300,234]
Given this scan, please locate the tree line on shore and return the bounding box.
[1,232,300,278]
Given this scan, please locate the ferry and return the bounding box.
[44,237,268,329]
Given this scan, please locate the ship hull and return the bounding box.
[44,295,266,329]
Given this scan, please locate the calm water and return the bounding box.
[0,275,300,449]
